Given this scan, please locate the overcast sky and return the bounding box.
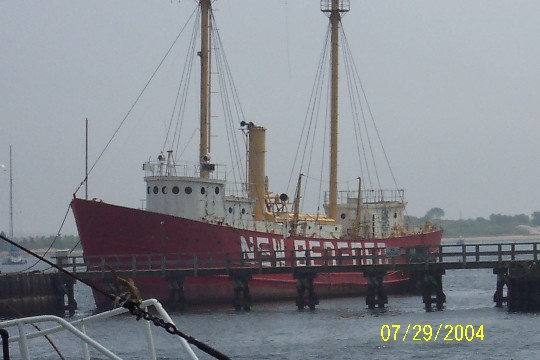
[1,0,540,236]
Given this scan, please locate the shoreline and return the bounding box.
[442,234,540,243]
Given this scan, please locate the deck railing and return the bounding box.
[0,299,198,360]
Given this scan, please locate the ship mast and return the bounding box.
[199,0,212,178]
[322,0,349,220]
[9,146,13,239]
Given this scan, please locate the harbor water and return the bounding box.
[2,253,540,359]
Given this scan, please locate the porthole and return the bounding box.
[153,186,159,194]
[215,187,220,195]
[201,187,206,195]
[162,186,167,194]
[172,186,179,194]
[228,207,233,214]
[241,208,246,214]
[394,212,397,219]
[340,213,346,220]
[185,186,192,194]
[147,186,150,194]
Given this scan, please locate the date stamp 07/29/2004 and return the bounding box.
[380,324,485,342]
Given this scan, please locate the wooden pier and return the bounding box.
[0,272,77,317]
[54,242,540,312]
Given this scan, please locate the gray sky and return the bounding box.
[1,0,540,236]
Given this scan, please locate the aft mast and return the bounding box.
[199,0,212,178]
[322,0,349,220]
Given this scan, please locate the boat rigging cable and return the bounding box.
[13,203,73,274]
[0,233,231,360]
[340,23,400,192]
[284,13,405,218]
[163,4,249,193]
[163,6,199,155]
[73,6,199,197]
[286,23,332,201]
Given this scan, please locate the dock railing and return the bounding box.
[53,242,540,278]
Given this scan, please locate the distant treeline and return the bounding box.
[408,209,540,238]
[4,235,82,252]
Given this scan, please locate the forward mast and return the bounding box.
[322,0,349,220]
[199,0,212,178]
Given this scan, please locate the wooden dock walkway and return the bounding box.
[53,242,540,311]
[56,242,540,276]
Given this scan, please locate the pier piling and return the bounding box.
[493,267,508,307]
[364,271,387,309]
[230,274,252,311]
[61,275,77,316]
[166,275,186,311]
[294,271,318,310]
[419,270,446,311]
[506,261,540,312]
[0,272,68,317]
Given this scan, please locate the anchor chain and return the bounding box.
[123,301,231,360]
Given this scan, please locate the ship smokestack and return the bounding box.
[247,122,266,221]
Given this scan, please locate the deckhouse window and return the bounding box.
[215,187,220,195]
[185,186,192,194]
[172,186,180,194]
[162,186,167,194]
[153,186,159,194]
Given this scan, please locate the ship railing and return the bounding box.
[320,0,350,12]
[224,182,249,198]
[0,298,199,360]
[53,242,540,276]
[143,160,227,181]
[324,189,405,205]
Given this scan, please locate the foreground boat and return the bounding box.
[72,0,442,309]
[0,299,201,359]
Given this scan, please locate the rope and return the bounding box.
[211,9,248,189]
[0,299,65,359]
[341,25,400,191]
[0,233,230,360]
[73,5,199,198]
[15,203,73,273]
[166,6,200,155]
[287,23,332,196]
[1,233,114,302]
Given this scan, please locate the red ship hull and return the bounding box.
[71,198,443,309]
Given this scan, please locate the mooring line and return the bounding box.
[0,299,65,360]
[0,233,231,360]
